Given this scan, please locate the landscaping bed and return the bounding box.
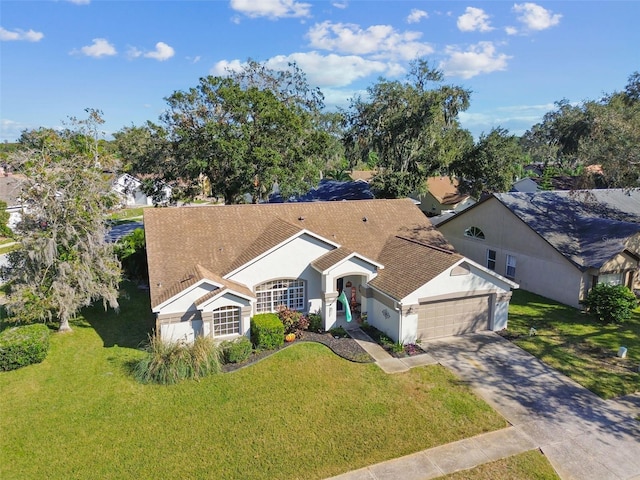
[222,330,374,372]
[360,323,427,358]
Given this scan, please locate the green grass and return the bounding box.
[108,207,145,221]
[439,450,560,480]
[0,283,506,480]
[0,242,19,255]
[507,290,640,399]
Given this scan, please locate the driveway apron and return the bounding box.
[425,332,640,480]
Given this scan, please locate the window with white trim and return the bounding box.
[464,226,485,239]
[255,279,305,313]
[598,273,624,286]
[506,254,516,279]
[487,249,496,271]
[212,306,240,336]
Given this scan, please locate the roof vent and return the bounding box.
[362,216,368,222]
[298,216,305,221]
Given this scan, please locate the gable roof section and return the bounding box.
[492,191,640,270]
[369,236,463,300]
[154,264,254,310]
[145,199,454,308]
[426,176,470,205]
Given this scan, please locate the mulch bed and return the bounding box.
[221,331,375,373]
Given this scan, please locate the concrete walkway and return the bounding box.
[332,330,640,480]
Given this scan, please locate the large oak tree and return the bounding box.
[4,110,120,332]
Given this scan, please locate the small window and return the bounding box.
[212,306,240,336]
[464,226,485,239]
[487,249,496,271]
[598,273,623,286]
[506,254,516,279]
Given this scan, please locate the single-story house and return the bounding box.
[437,189,640,308]
[144,199,517,344]
[113,173,172,206]
[413,176,475,217]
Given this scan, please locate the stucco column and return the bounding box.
[323,291,338,331]
[241,305,252,337]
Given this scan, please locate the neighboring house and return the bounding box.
[269,179,374,203]
[144,199,517,345]
[0,173,25,229]
[510,177,540,193]
[113,173,172,206]
[414,176,475,217]
[348,170,375,183]
[437,189,640,309]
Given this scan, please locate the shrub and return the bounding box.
[250,313,284,350]
[584,283,638,324]
[132,335,220,384]
[328,326,348,338]
[0,323,50,371]
[308,312,323,332]
[220,336,253,364]
[276,307,309,337]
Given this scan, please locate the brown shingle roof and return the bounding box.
[426,176,469,205]
[145,199,455,308]
[369,236,462,299]
[311,247,354,273]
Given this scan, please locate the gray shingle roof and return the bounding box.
[493,190,640,270]
[144,199,455,308]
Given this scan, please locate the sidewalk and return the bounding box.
[347,327,438,373]
[327,427,537,480]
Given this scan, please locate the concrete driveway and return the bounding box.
[425,332,640,480]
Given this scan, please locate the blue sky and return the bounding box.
[1,1,638,143]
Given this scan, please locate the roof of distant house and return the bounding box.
[0,174,25,207]
[270,179,374,203]
[144,199,458,308]
[349,170,375,183]
[426,176,470,205]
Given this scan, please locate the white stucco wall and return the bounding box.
[368,295,400,341]
[228,234,327,312]
[403,261,512,305]
[160,320,202,344]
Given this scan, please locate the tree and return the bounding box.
[453,127,525,197]
[3,110,121,332]
[583,283,637,324]
[343,60,473,198]
[119,60,333,204]
[0,200,12,237]
[113,228,147,282]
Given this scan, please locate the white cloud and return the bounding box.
[440,41,511,79]
[144,42,175,61]
[66,0,90,4]
[307,21,433,61]
[332,1,348,9]
[460,102,555,137]
[505,26,518,35]
[230,0,312,19]
[0,27,44,42]
[513,3,561,31]
[211,52,399,88]
[407,9,428,24]
[74,38,117,58]
[457,7,493,33]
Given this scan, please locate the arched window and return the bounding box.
[464,226,485,239]
[255,279,305,313]
[212,306,240,336]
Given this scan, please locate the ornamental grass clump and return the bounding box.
[132,335,220,384]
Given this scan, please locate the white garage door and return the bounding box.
[416,295,490,340]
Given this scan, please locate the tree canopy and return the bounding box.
[3,110,121,332]
[116,60,335,204]
[343,60,473,198]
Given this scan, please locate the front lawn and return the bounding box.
[440,450,560,480]
[506,290,640,399]
[0,283,506,480]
